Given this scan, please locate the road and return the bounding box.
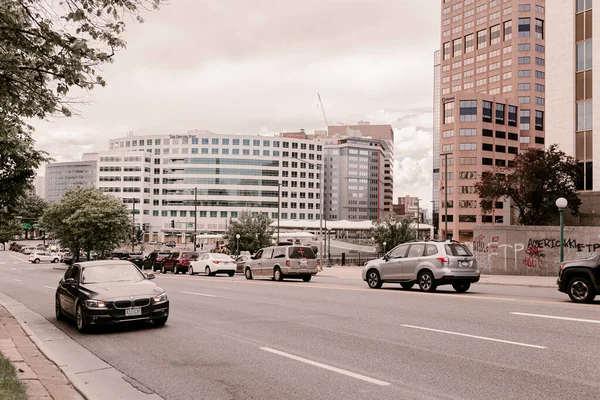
[1,250,600,400]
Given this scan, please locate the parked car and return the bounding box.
[235,255,250,273]
[244,245,318,282]
[191,253,237,276]
[111,251,129,260]
[21,247,37,255]
[142,251,171,271]
[55,261,169,332]
[164,241,177,248]
[362,240,480,292]
[29,252,60,264]
[557,253,600,303]
[160,251,199,274]
[122,253,145,269]
[64,254,95,266]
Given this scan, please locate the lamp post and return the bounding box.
[415,197,421,240]
[236,234,240,256]
[440,152,452,240]
[277,183,281,244]
[131,198,137,252]
[556,197,568,263]
[194,187,198,251]
[327,229,332,267]
[383,241,387,254]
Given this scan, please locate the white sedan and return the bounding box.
[190,253,236,277]
[29,252,60,263]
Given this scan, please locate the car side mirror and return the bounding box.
[145,273,155,280]
[64,278,76,285]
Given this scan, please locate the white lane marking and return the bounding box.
[401,325,546,349]
[28,267,34,270]
[13,279,21,282]
[180,291,216,298]
[261,347,390,386]
[9,255,26,262]
[511,312,600,324]
[44,286,55,290]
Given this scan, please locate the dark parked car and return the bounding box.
[235,255,250,273]
[160,251,199,274]
[164,241,177,248]
[64,254,94,266]
[142,251,171,271]
[557,253,600,303]
[55,261,169,333]
[122,253,145,269]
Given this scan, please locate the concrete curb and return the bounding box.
[0,292,163,400]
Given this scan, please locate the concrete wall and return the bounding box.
[472,225,600,276]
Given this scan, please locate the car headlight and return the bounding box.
[152,292,168,304]
[85,300,107,308]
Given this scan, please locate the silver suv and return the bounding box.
[362,241,480,292]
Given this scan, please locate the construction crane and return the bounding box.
[317,93,330,130]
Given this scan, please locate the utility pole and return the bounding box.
[416,198,421,240]
[277,183,281,244]
[194,187,198,251]
[131,198,136,252]
[441,153,452,240]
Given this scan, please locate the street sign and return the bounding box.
[22,223,31,229]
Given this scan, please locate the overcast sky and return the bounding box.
[32,0,440,211]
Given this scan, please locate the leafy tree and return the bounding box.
[475,144,581,226]
[1,0,163,213]
[40,187,132,260]
[0,216,23,249]
[223,212,274,254]
[372,214,416,253]
[15,194,47,239]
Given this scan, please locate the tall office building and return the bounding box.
[432,50,442,235]
[436,0,546,241]
[546,0,596,191]
[45,156,98,202]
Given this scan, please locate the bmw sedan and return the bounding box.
[55,261,169,332]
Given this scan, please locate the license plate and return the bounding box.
[125,307,142,317]
[300,259,308,268]
[461,261,470,267]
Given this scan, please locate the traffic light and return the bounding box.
[170,220,175,228]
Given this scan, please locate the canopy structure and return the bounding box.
[272,219,434,232]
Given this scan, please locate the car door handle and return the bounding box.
[417,259,423,262]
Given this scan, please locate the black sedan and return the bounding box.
[55,261,169,332]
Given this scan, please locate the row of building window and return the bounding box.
[440,215,504,223]
[113,138,323,151]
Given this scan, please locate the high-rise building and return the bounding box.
[328,122,394,215]
[323,136,386,221]
[546,0,595,191]
[436,0,546,241]
[432,50,442,236]
[45,157,98,202]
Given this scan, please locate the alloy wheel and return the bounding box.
[205,266,211,276]
[571,280,589,301]
[367,270,382,289]
[188,267,194,275]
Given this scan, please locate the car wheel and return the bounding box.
[273,268,283,281]
[205,266,211,276]
[52,258,57,263]
[55,296,63,321]
[366,269,382,289]
[568,276,596,303]
[34,258,40,264]
[400,283,414,290]
[76,304,87,333]
[418,271,437,292]
[188,266,194,275]
[228,271,235,277]
[161,266,166,274]
[174,265,179,274]
[302,275,312,282]
[153,317,168,327]
[452,282,471,293]
[245,267,253,280]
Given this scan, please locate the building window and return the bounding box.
[519,96,531,104]
[477,29,487,49]
[518,43,531,51]
[519,69,531,77]
[483,129,493,137]
[576,100,593,131]
[518,83,531,91]
[520,110,531,130]
[535,137,545,144]
[518,56,531,64]
[535,97,545,105]
[495,104,505,124]
[459,128,476,136]
[444,102,455,124]
[482,143,493,151]
[576,40,593,71]
[535,57,545,66]
[535,19,544,39]
[508,106,518,127]
[442,144,454,152]
[453,37,462,57]
[577,0,593,12]
[459,100,477,122]
[482,158,493,165]
[518,17,530,37]
[496,159,506,167]
[495,145,506,153]
[536,44,545,53]
[535,111,544,130]
[496,131,506,139]
[508,133,519,141]
[535,83,545,92]
[459,143,477,151]
[465,33,474,53]
[482,101,492,122]
[518,4,531,11]
[535,70,545,79]
[504,20,512,40]
[490,24,501,45]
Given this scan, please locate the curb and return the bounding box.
[0,292,163,400]
[477,281,556,289]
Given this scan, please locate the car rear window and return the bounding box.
[444,244,473,257]
[181,252,198,259]
[289,247,316,259]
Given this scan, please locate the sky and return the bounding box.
[32,0,441,211]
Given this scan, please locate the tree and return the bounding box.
[372,214,416,253]
[223,212,274,254]
[475,145,582,226]
[1,0,163,212]
[15,194,47,239]
[40,187,132,260]
[0,215,23,249]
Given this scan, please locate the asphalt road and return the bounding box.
[1,250,600,400]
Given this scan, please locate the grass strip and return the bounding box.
[0,350,28,400]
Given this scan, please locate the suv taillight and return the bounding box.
[436,257,449,266]
[286,260,290,266]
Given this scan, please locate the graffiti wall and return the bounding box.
[472,226,600,276]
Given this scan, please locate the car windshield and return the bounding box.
[445,244,473,257]
[81,264,145,284]
[289,247,316,259]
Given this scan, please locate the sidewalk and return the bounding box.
[0,306,83,400]
[319,266,557,288]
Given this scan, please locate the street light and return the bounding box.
[383,241,387,254]
[236,234,240,256]
[556,197,568,263]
